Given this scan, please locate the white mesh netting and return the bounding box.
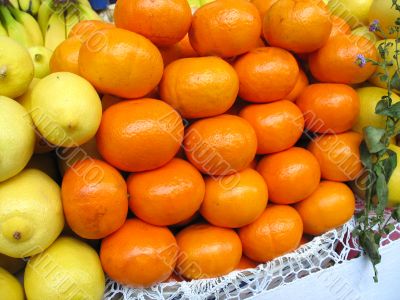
[103,214,400,300]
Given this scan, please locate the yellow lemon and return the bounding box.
[16,78,54,154]
[28,46,53,79]
[0,267,24,300]
[0,96,35,182]
[0,36,34,98]
[24,237,105,300]
[352,87,400,134]
[0,169,64,258]
[328,0,373,28]
[351,26,380,43]
[369,0,399,38]
[30,72,102,147]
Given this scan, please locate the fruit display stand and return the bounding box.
[102,216,391,300]
[2,0,400,299]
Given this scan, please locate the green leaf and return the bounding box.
[360,141,373,169]
[378,42,386,59]
[375,99,390,114]
[360,231,382,265]
[376,101,400,118]
[390,71,400,91]
[374,232,382,244]
[384,223,395,234]
[381,149,398,181]
[352,228,361,236]
[386,118,396,138]
[363,126,387,153]
[392,207,400,221]
[380,74,389,83]
[374,167,388,215]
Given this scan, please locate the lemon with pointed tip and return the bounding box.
[28,46,53,79]
[24,236,105,300]
[0,96,35,182]
[30,72,102,147]
[0,36,34,98]
[0,169,64,258]
[0,267,24,300]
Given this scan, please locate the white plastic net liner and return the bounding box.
[103,217,360,300]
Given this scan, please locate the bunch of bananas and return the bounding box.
[0,1,43,47]
[0,0,101,50]
[38,0,102,50]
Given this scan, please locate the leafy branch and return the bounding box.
[354,5,400,282]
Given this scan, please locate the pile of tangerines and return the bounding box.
[53,0,376,288]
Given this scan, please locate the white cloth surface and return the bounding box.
[250,239,400,300]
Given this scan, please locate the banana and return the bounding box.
[44,9,66,51]
[0,20,7,36]
[0,5,33,47]
[65,5,80,37]
[30,0,41,16]
[8,0,19,9]
[18,0,31,12]
[9,6,43,45]
[38,0,54,34]
[17,0,41,15]
[77,1,101,21]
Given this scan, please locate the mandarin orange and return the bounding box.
[296,84,360,134]
[285,69,309,102]
[239,100,304,154]
[263,0,332,53]
[176,224,242,279]
[79,28,163,98]
[257,147,321,204]
[127,158,205,226]
[308,131,363,182]
[200,168,268,228]
[189,0,262,57]
[239,205,303,262]
[309,34,378,84]
[97,99,184,172]
[114,0,192,47]
[233,47,299,103]
[61,159,128,239]
[251,0,278,19]
[158,34,198,66]
[68,20,114,42]
[235,256,258,270]
[184,114,257,176]
[329,15,351,38]
[295,181,355,235]
[100,219,178,287]
[49,37,82,75]
[160,56,239,119]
